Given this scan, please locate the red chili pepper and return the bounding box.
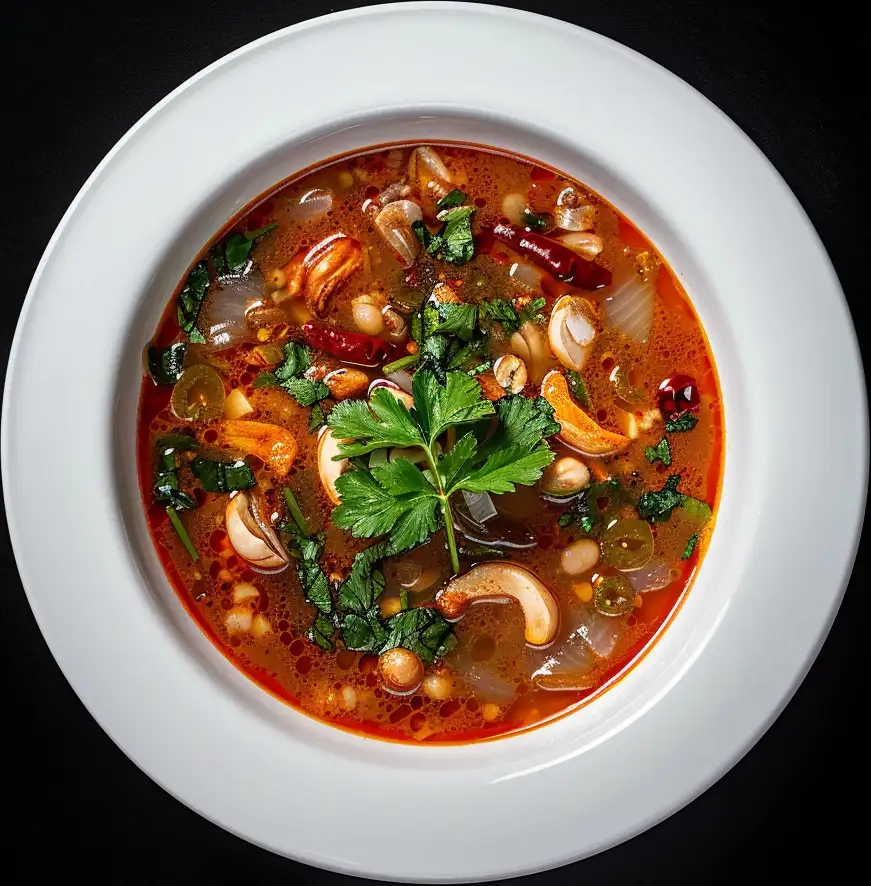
[657,374,701,420]
[301,323,399,367]
[491,222,612,290]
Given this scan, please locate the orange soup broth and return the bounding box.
[137,143,724,743]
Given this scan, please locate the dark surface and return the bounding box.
[2,1,867,881]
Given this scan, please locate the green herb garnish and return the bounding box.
[644,437,672,466]
[281,487,309,536]
[558,479,627,534]
[257,341,330,414]
[565,370,591,409]
[382,353,421,375]
[212,223,279,276]
[518,296,547,325]
[176,262,210,344]
[636,474,712,523]
[665,413,699,432]
[380,607,457,664]
[412,205,476,266]
[327,370,557,573]
[166,506,199,561]
[436,189,468,210]
[147,342,186,385]
[681,533,699,560]
[190,457,256,493]
[153,445,197,511]
[521,208,549,231]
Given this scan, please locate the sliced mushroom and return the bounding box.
[324,368,369,401]
[278,234,363,315]
[208,420,297,477]
[368,378,414,409]
[375,200,423,268]
[541,371,631,457]
[548,295,598,372]
[436,562,560,648]
[225,492,289,573]
[541,456,590,499]
[317,427,349,505]
[493,355,528,394]
[378,648,424,695]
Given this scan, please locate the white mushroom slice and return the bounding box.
[317,428,349,505]
[548,295,598,372]
[368,378,414,409]
[225,493,289,573]
[436,562,560,648]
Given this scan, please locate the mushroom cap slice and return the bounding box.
[541,370,631,457]
[317,428,349,505]
[225,492,289,573]
[548,295,598,372]
[368,379,414,410]
[436,562,560,648]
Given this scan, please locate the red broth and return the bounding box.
[137,143,723,743]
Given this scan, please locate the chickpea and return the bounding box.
[378,648,424,695]
[422,673,454,701]
[560,538,600,576]
[541,457,591,498]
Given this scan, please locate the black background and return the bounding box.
[3,1,868,882]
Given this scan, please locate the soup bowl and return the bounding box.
[2,4,866,880]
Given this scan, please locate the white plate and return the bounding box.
[3,3,866,881]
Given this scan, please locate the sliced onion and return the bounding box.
[386,369,414,394]
[508,261,543,291]
[602,262,655,344]
[289,188,333,222]
[462,491,497,524]
[501,193,527,225]
[573,604,625,658]
[409,146,452,185]
[560,232,603,259]
[448,646,517,704]
[375,200,423,267]
[453,497,536,550]
[625,556,674,593]
[529,630,596,691]
[386,149,404,169]
[200,277,262,349]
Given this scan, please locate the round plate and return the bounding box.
[3,3,866,881]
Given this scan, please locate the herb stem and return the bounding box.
[424,447,460,575]
[166,506,199,561]
[282,487,310,537]
[383,353,420,375]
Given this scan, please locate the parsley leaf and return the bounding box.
[644,437,672,466]
[190,457,256,493]
[329,388,424,457]
[147,342,186,385]
[518,296,547,325]
[437,189,468,210]
[337,544,389,653]
[665,413,699,432]
[412,207,476,266]
[681,533,699,560]
[454,443,555,494]
[176,263,210,344]
[281,376,330,407]
[565,370,591,409]
[259,341,331,413]
[478,298,520,333]
[434,303,478,341]
[212,223,279,276]
[380,607,457,664]
[412,370,495,446]
[637,474,684,522]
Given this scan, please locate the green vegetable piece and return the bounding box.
[437,189,468,210]
[644,437,672,466]
[380,607,457,665]
[147,342,187,385]
[521,208,549,231]
[518,296,547,326]
[665,413,699,432]
[478,298,520,333]
[153,445,197,511]
[565,370,591,409]
[412,207,476,266]
[637,474,684,522]
[434,303,478,341]
[166,506,199,561]
[222,224,279,274]
[267,341,330,412]
[594,575,635,616]
[681,533,700,560]
[176,262,210,344]
[190,457,256,494]
[601,518,654,571]
[558,479,627,534]
[382,353,420,375]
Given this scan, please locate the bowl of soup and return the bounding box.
[3,4,865,880]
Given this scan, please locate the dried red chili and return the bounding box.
[301,323,399,367]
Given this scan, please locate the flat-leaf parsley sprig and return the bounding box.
[326,369,559,573]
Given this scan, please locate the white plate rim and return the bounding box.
[3,3,867,881]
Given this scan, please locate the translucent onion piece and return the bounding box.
[386,369,414,394]
[573,604,625,658]
[602,262,655,344]
[201,276,263,349]
[463,491,498,524]
[554,204,589,232]
[449,646,517,704]
[625,556,674,593]
[529,630,596,691]
[289,188,333,222]
[409,146,453,185]
[508,260,543,291]
[375,200,423,267]
[453,497,536,550]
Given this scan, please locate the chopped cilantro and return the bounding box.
[257,341,330,414]
[434,303,478,341]
[665,413,699,432]
[636,474,712,523]
[190,457,256,493]
[147,342,186,385]
[212,223,279,276]
[521,208,549,231]
[644,437,672,466]
[412,206,476,266]
[436,189,468,210]
[681,533,699,560]
[518,296,547,325]
[380,607,457,664]
[176,262,210,344]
